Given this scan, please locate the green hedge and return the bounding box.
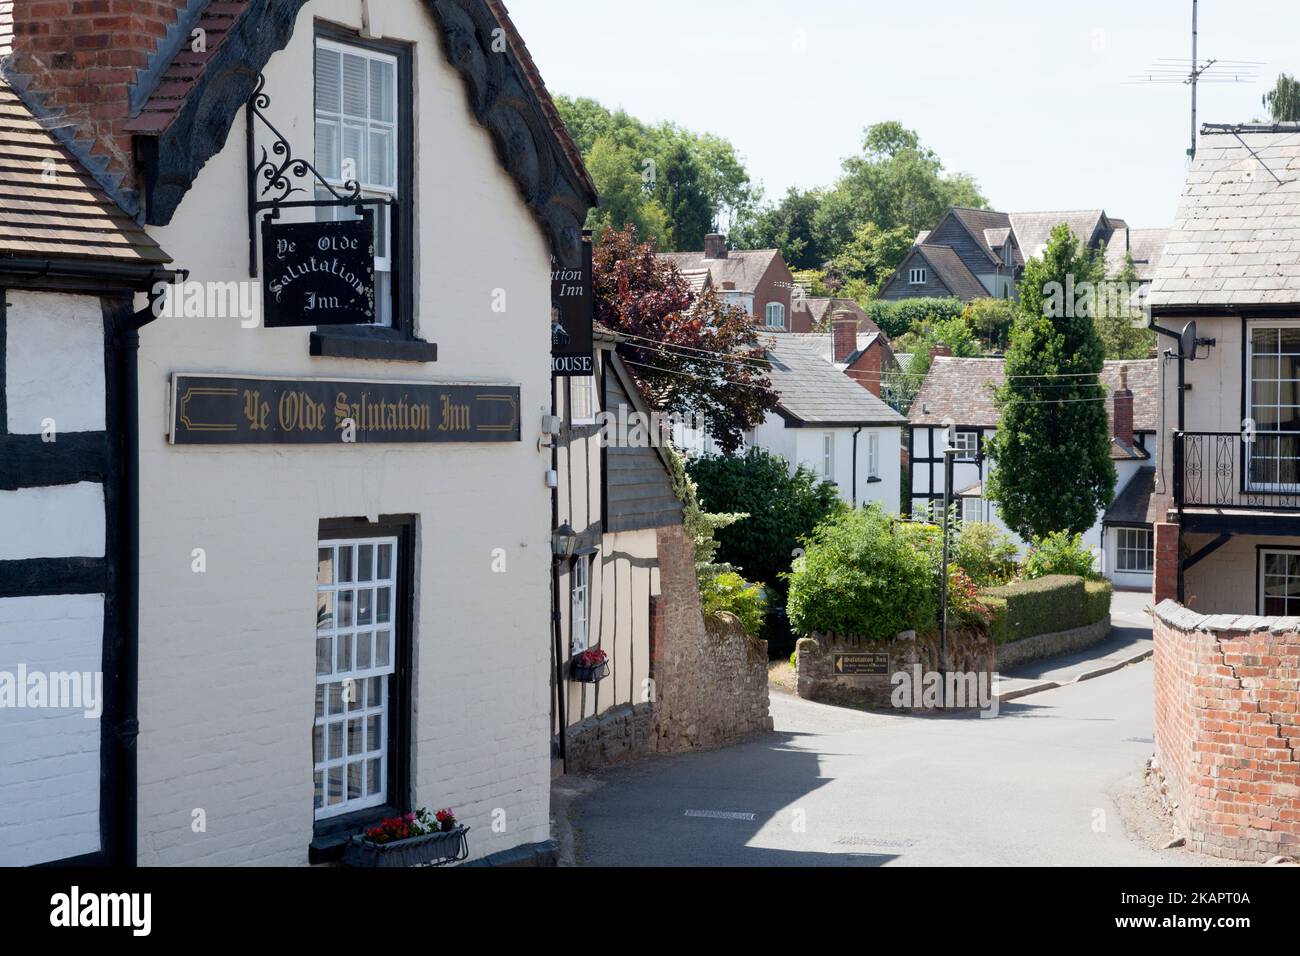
[862,297,965,340]
[983,575,1113,645]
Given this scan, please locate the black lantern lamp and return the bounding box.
[551,523,578,560]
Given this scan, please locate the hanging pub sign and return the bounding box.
[551,236,594,376]
[261,212,375,328]
[169,374,520,445]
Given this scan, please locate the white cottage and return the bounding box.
[3,0,597,866]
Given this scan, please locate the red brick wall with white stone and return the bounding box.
[1152,600,1300,861]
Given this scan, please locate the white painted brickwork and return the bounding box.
[4,290,105,434]
[135,0,554,866]
[0,594,104,865]
[0,482,104,560]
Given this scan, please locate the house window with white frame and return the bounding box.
[765,301,786,329]
[1115,527,1153,573]
[867,432,880,479]
[314,37,400,328]
[569,374,597,425]
[961,496,991,524]
[909,267,927,285]
[1260,549,1300,615]
[1246,325,1300,489]
[821,432,835,480]
[950,430,979,456]
[570,556,590,655]
[314,536,398,820]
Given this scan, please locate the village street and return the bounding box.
[560,596,1184,867]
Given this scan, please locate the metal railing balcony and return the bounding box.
[1174,430,1300,511]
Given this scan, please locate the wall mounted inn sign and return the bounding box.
[170,375,520,445]
[261,215,376,327]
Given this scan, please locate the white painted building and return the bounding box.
[3,0,597,866]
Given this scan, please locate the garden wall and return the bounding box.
[649,524,773,751]
[1153,601,1300,862]
[795,629,994,710]
[984,575,1112,668]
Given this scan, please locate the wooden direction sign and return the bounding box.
[170,374,520,445]
[833,652,889,676]
[262,215,375,327]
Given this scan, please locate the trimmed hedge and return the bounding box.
[862,297,965,340]
[983,575,1113,646]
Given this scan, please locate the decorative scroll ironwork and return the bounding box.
[1178,431,1300,511]
[246,72,388,278]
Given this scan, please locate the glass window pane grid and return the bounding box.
[1116,528,1153,573]
[315,535,398,820]
[1260,550,1300,616]
[1248,325,1300,491]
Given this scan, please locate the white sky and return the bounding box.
[507,0,1300,229]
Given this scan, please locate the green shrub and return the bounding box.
[786,507,940,640]
[700,570,767,636]
[954,521,1019,586]
[983,574,1110,644]
[863,297,965,340]
[688,449,844,657]
[1023,531,1099,580]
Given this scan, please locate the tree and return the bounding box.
[593,226,779,453]
[1094,253,1155,360]
[825,221,915,300]
[731,187,827,269]
[984,224,1115,539]
[658,140,713,253]
[1263,73,1300,122]
[584,136,672,244]
[962,297,1017,353]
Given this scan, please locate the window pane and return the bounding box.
[316,637,332,676]
[369,58,394,123]
[358,545,374,582]
[337,547,354,582]
[337,634,353,672]
[342,122,366,185]
[317,591,333,631]
[356,632,372,669]
[375,630,390,667]
[315,47,341,113]
[314,119,339,181]
[328,767,344,805]
[318,548,334,586]
[341,52,367,117]
[367,758,381,795]
[369,128,394,188]
[348,762,363,801]
[377,544,393,581]
[337,590,354,628]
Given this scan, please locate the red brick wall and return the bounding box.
[845,342,885,398]
[1154,521,1179,605]
[752,254,795,331]
[1153,602,1300,861]
[7,0,188,179]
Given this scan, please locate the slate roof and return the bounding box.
[1103,466,1156,526]
[660,248,779,295]
[0,76,170,266]
[678,268,712,295]
[785,331,891,371]
[803,297,883,334]
[1105,227,1170,281]
[913,244,989,300]
[1010,210,1109,260]
[908,357,1158,433]
[1149,125,1300,308]
[948,207,1013,263]
[764,335,905,427]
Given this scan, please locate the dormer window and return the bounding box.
[909,267,927,285]
[765,302,786,329]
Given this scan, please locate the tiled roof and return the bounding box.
[785,331,889,371]
[915,244,989,300]
[948,207,1012,263]
[660,248,779,295]
[1103,466,1156,525]
[0,77,169,266]
[1010,210,1108,260]
[802,297,882,334]
[1149,126,1300,307]
[678,268,712,295]
[764,335,905,427]
[1105,227,1170,281]
[123,1,246,134]
[908,356,1158,432]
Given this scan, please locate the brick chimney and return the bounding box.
[703,233,728,260]
[1112,363,1134,447]
[929,344,953,360]
[832,309,859,363]
[4,0,190,203]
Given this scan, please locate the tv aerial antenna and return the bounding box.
[1124,0,1260,161]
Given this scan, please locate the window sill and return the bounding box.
[310,327,437,363]
[309,804,400,864]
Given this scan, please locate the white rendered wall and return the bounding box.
[4,291,105,434]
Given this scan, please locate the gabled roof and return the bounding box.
[1104,227,1170,282]
[659,248,779,296]
[1010,210,1110,260]
[0,76,170,272]
[802,297,882,334]
[678,268,712,295]
[911,245,989,300]
[908,357,1158,433]
[1149,125,1300,308]
[123,0,596,265]
[1103,466,1157,526]
[764,335,905,427]
[785,331,891,371]
[945,207,1013,264]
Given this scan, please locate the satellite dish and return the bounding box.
[1180,321,1198,361]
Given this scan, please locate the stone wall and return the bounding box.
[564,703,655,774]
[796,628,994,710]
[649,524,773,751]
[994,615,1112,670]
[1153,600,1300,862]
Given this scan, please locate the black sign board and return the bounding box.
[261,214,375,327]
[170,375,520,445]
[551,237,594,376]
[833,653,890,676]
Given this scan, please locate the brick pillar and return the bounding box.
[647,594,662,680]
[1154,521,1180,605]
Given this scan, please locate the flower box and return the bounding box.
[342,824,470,868]
[570,658,609,684]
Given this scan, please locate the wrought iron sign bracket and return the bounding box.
[245,72,392,278]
